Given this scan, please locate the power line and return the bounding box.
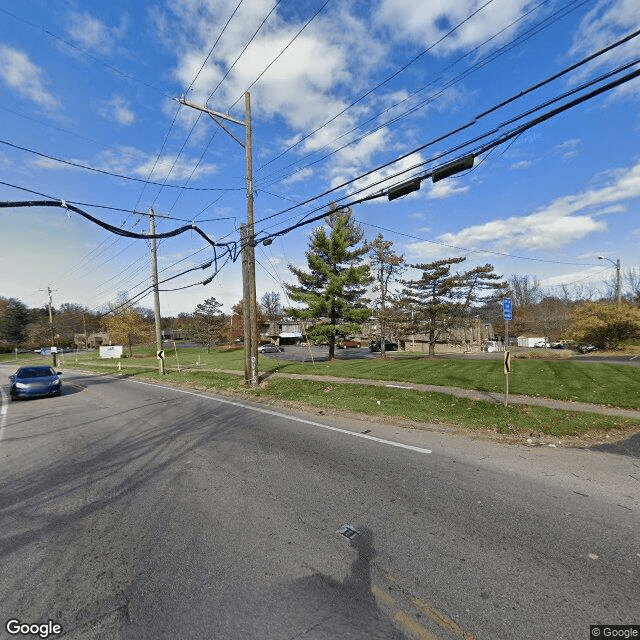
[0,199,237,254]
[206,0,284,104]
[185,0,246,95]
[254,0,591,191]
[0,139,241,191]
[0,7,175,99]
[253,64,640,244]
[228,0,333,110]
[355,220,597,267]
[258,0,497,172]
[252,42,640,230]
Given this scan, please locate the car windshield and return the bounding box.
[17,367,55,379]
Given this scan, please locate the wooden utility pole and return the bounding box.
[149,208,165,374]
[244,92,259,385]
[178,92,259,385]
[40,286,58,367]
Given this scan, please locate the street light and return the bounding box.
[598,256,621,304]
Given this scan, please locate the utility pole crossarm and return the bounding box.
[177,97,245,125]
[177,97,245,147]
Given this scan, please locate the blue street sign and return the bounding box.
[503,298,512,320]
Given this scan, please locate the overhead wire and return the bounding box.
[257,0,498,173]
[253,64,640,246]
[0,7,175,99]
[251,33,640,229]
[254,0,591,191]
[206,0,284,104]
[227,0,333,110]
[0,139,241,192]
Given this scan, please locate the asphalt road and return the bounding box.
[0,367,638,639]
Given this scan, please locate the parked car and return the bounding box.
[577,344,597,353]
[369,340,398,352]
[9,366,62,400]
[336,339,361,348]
[258,344,284,353]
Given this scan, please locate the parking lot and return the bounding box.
[261,344,380,362]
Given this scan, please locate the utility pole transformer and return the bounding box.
[149,208,165,374]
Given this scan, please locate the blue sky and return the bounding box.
[1,0,639,316]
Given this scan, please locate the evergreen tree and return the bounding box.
[400,257,467,356]
[401,259,507,355]
[189,297,227,352]
[284,205,372,358]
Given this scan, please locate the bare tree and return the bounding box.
[366,234,405,356]
[260,291,283,320]
[624,267,640,304]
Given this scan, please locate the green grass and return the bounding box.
[71,363,637,437]
[65,345,640,409]
[248,378,636,437]
[55,345,640,436]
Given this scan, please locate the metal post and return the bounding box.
[149,208,165,374]
[616,258,621,304]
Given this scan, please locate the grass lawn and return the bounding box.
[63,349,640,438]
[57,346,640,409]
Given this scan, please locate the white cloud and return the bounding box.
[66,11,127,56]
[511,160,534,170]
[99,96,135,126]
[161,1,391,178]
[281,167,313,185]
[374,0,540,55]
[569,0,640,98]
[30,146,218,182]
[407,160,640,257]
[101,148,218,182]
[555,138,580,161]
[0,46,59,110]
[427,179,470,199]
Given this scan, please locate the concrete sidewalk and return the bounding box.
[250,369,640,420]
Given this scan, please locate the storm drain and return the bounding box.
[337,524,359,540]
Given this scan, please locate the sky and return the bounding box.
[0,0,639,317]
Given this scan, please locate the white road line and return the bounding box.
[130,378,432,455]
[0,387,8,447]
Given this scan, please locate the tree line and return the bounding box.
[2,206,640,354]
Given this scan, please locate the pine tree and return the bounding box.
[400,257,467,356]
[285,205,372,359]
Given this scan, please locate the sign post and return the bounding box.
[502,299,512,406]
[503,351,511,406]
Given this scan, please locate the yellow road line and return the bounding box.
[371,584,396,608]
[409,596,477,640]
[394,611,439,640]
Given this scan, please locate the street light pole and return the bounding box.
[178,93,259,385]
[598,256,621,304]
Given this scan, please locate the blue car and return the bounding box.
[9,366,62,400]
